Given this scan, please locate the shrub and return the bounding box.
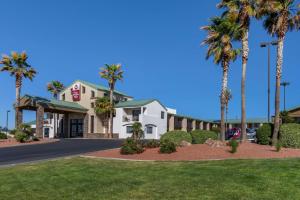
[160,131,192,146]
[279,123,300,148]
[211,127,220,134]
[191,130,218,144]
[229,139,239,153]
[15,131,29,143]
[276,141,282,152]
[120,138,144,155]
[159,139,176,154]
[9,129,17,135]
[32,136,40,141]
[0,132,7,139]
[256,124,272,145]
[144,139,160,148]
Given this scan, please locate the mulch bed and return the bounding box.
[0,138,59,148]
[86,142,300,161]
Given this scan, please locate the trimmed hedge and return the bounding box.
[160,131,192,146]
[256,124,272,145]
[279,123,300,148]
[191,130,218,144]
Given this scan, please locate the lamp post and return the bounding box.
[6,110,10,135]
[260,41,278,123]
[281,81,290,111]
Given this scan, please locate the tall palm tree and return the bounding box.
[258,0,300,145]
[47,81,65,100]
[47,81,65,137]
[224,88,233,132]
[0,52,36,128]
[218,0,257,142]
[94,97,113,134]
[202,17,240,141]
[100,64,124,138]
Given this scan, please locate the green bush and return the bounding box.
[160,131,192,146]
[120,138,144,155]
[256,124,272,145]
[211,127,220,134]
[32,136,40,141]
[15,131,29,143]
[144,139,160,148]
[229,139,239,153]
[10,129,17,135]
[159,139,176,154]
[279,123,300,148]
[0,132,7,139]
[191,130,218,144]
[276,141,282,152]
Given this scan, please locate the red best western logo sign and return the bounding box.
[71,83,81,101]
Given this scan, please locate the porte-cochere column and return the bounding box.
[36,105,44,138]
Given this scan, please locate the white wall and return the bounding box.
[113,100,167,139]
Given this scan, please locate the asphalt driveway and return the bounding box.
[0,139,123,166]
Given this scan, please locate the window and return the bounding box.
[161,111,165,119]
[82,86,86,94]
[62,93,65,101]
[90,115,94,133]
[146,126,153,134]
[91,90,95,98]
[91,102,95,108]
[126,126,133,134]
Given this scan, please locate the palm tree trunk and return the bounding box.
[108,87,114,138]
[220,60,229,141]
[272,37,284,145]
[241,31,249,142]
[15,75,22,128]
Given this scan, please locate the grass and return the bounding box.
[1,157,300,199]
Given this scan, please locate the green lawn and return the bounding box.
[1,158,300,200]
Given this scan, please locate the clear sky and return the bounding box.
[0,0,299,128]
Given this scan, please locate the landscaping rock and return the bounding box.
[205,139,226,148]
[180,140,192,147]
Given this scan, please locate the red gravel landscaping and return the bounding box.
[86,142,300,161]
[0,138,59,148]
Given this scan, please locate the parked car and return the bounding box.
[246,128,256,141]
[225,128,241,140]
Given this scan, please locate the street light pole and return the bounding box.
[260,41,278,123]
[6,110,10,135]
[281,81,290,111]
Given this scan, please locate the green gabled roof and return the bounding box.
[23,95,88,112]
[62,80,131,97]
[25,120,36,126]
[115,99,167,110]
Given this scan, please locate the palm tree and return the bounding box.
[224,88,233,132]
[132,122,144,141]
[47,81,65,137]
[217,0,257,142]
[0,52,36,128]
[258,0,300,145]
[47,81,65,100]
[202,17,240,141]
[100,64,124,138]
[94,97,113,134]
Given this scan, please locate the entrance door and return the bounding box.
[70,119,83,137]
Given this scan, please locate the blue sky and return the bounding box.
[0,0,299,128]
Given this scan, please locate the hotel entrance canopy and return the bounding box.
[16,95,88,138]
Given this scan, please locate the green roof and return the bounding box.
[62,80,131,97]
[23,95,88,112]
[286,105,300,112]
[174,114,212,123]
[216,118,268,124]
[115,99,167,110]
[25,120,36,126]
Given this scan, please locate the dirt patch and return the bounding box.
[86,142,300,161]
[0,138,59,148]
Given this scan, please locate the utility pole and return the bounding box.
[260,41,278,123]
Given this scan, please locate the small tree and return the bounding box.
[132,122,144,141]
[280,111,295,124]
